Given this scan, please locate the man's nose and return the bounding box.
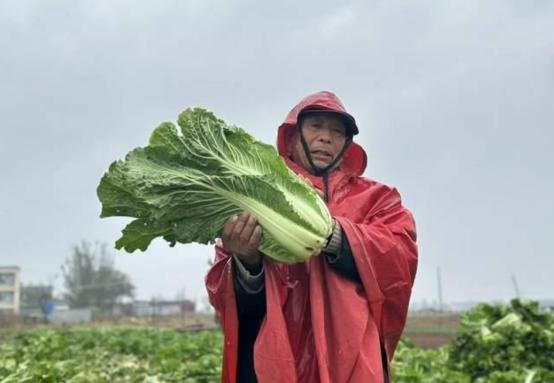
[317,127,332,142]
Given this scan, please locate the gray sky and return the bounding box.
[1,1,553,307]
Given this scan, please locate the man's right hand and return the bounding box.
[221,213,263,270]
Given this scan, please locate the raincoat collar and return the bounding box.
[284,157,350,202]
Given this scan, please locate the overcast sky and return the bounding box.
[1,1,553,308]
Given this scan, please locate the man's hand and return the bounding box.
[222,213,263,269]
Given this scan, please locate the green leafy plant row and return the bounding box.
[0,327,222,383]
[392,299,554,383]
[1,300,552,382]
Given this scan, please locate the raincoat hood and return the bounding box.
[277,91,367,177]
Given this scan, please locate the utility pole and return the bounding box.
[511,274,521,299]
[437,267,443,312]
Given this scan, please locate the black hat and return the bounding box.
[298,108,359,136]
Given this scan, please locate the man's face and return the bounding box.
[289,113,348,173]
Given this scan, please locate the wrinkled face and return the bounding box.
[289,113,348,174]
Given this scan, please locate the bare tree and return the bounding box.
[61,241,134,312]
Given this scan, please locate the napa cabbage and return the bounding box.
[97,108,333,263]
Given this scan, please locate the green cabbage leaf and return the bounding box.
[97,108,332,263]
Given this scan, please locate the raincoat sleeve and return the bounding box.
[335,186,418,359]
[205,242,240,383]
[206,242,268,383]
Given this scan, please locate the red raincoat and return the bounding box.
[206,91,418,383]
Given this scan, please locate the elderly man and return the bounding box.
[206,91,418,383]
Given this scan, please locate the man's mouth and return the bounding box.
[310,150,332,160]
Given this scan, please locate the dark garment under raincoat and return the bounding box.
[206,91,418,383]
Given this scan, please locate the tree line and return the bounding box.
[21,241,135,313]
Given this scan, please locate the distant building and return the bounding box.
[0,266,21,314]
[113,299,196,317]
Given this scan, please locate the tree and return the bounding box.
[61,241,134,312]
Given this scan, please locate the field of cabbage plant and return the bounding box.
[0,328,222,383]
[1,300,552,383]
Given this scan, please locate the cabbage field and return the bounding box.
[1,300,552,382]
[0,328,222,383]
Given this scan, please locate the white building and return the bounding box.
[0,266,20,314]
